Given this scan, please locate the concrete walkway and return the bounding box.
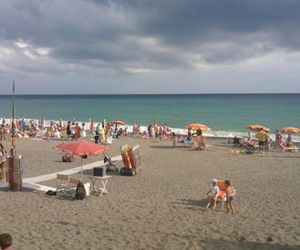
[1,155,122,192]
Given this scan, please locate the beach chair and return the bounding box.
[103,153,119,172]
[56,174,69,196]
[278,142,299,152]
[56,174,79,197]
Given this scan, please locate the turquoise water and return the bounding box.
[0,94,299,132]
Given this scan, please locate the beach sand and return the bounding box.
[1,137,300,249]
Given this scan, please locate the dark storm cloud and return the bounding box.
[1,0,300,75]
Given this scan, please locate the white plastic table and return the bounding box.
[89,176,111,196]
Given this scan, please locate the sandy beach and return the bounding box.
[1,136,300,250]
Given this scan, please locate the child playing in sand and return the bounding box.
[206,179,219,209]
[225,180,236,214]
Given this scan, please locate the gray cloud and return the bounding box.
[0,0,300,93]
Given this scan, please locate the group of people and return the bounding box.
[93,121,127,144]
[172,129,206,150]
[230,129,296,152]
[206,179,236,214]
[66,121,86,140]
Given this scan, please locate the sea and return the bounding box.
[0,94,299,139]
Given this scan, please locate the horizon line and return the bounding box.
[0,92,299,96]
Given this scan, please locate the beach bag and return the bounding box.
[75,181,86,200]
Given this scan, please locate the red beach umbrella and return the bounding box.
[279,127,300,134]
[246,124,270,132]
[56,141,108,179]
[56,141,108,156]
[185,123,211,131]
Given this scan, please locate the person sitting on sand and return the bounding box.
[0,233,13,250]
[206,179,220,209]
[225,180,236,214]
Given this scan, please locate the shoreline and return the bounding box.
[1,117,300,142]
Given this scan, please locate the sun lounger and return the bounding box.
[279,142,299,152]
[103,153,119,172]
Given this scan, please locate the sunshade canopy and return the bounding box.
[278,127,300,134]
[185,123,211,131]
[56,141,108,156]
[246,124,270,132]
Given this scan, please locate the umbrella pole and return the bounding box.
[80,157,83,180]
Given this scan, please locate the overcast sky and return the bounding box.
[0,0,300,94]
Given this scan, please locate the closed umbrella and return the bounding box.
[56,141,108,179]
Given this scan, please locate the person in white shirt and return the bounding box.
[206,179,220,209]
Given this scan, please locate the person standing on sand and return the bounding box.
[206,179,220,209]
[225,180,236,214]
[196,129,206,150]
[0,233,13,250]
[74,123,81,140]
[275,130,282,148]
[66,121,72,139]
[265,131,271,151]
[257,128,266,150]
[0,143,7,182]
[81,123,86,138]
[286,134,293,147]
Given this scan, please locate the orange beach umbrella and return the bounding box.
[246,124,270,132]
[185,123,211,131]
[278,127,300,134]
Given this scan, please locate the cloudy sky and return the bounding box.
[0,0,300,94]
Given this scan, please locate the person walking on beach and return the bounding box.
[225,180,236,214]
[0,233,13,250]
